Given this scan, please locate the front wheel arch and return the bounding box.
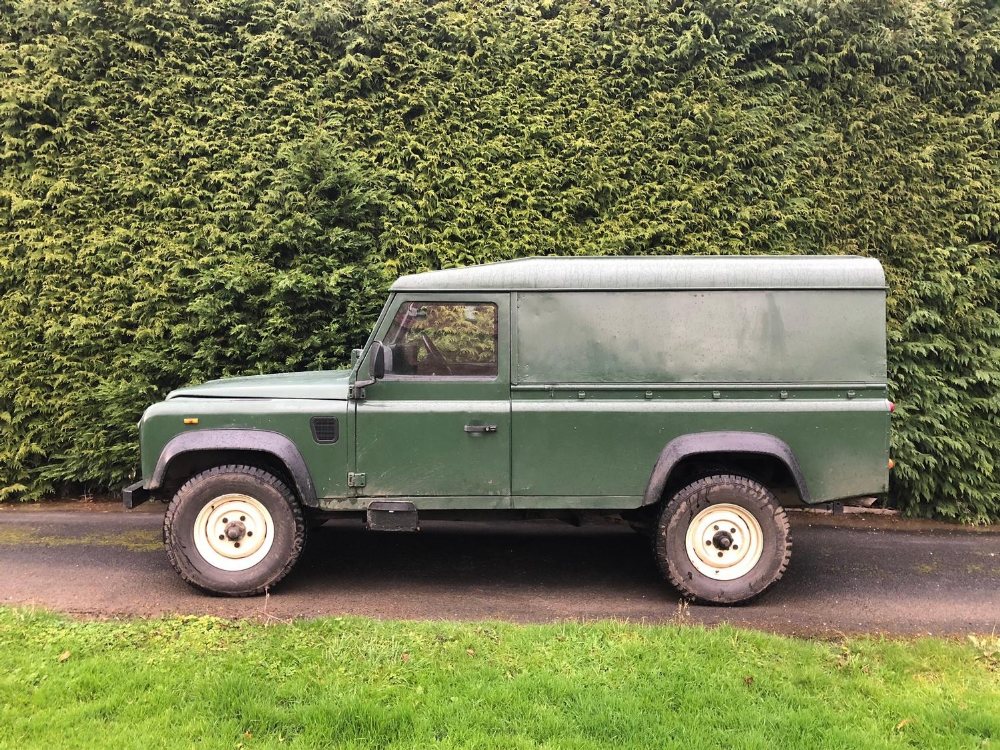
[149,429,318,506]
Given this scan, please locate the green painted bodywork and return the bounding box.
[139,396,352,498]
[510,386,889,504]
[513,290,885,384]
[137,256,891,512]
[169,370,352,401]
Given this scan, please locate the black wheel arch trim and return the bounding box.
[642,431,810,506]
[149,429,318,505]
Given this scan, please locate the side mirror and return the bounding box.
[351,348,363,368]
[370,342,386,380]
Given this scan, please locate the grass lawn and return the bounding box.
[0,608,997,749]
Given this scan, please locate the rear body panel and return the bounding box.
[512,290,885,384]
[510,386,889,504]
[508,284,888,505]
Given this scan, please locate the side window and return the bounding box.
[383,302,498,378]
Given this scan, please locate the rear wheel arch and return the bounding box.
[643,432,810,507]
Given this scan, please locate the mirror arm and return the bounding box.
[351,342,386,399]
[349,377,375,399]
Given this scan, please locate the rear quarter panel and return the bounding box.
[511,287,889,506]
[511,387,890,505]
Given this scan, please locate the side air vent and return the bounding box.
[310,417,339,444]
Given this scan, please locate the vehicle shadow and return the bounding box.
[282,519,907,613]
[286,519,670,601]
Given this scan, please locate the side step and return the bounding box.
[366,501,419,532]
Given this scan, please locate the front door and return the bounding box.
[354,293,511,508]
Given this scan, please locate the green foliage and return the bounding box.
[0,0,997,519]
[1,608,999,748]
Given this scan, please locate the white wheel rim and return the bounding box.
[684,503,764,581]
[193,494,274,572]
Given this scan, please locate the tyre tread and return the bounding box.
[163,464,306,597]
[653,474,791,605]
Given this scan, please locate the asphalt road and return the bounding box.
[1,504,998,636]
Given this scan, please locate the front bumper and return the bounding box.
[122,480,151,509]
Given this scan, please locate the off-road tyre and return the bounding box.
[163,465,306,596]
[654,474,791,605]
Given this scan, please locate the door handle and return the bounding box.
[464,424,497,434]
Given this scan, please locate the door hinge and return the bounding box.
[347,472,367,488]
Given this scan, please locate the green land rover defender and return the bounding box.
[124,256,892,604]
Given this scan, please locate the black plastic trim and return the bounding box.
[310,416,340,444]
[642,431,810,506]
[122,480,151,509]
[366,500,419,532]
[148,429,318,505]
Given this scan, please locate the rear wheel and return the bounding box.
[654,474,791,604]
[163,465,306,596]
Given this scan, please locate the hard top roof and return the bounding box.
[389,255,886,292]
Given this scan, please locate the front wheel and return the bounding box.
[163,465,307,596]
[654,475,791,605]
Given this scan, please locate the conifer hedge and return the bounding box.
[1,0,998,520]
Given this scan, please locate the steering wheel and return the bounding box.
[420,333,453,375]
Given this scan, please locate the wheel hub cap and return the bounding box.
[193,494,275,572]
[712,530,733,550]
[685,503,764,581]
